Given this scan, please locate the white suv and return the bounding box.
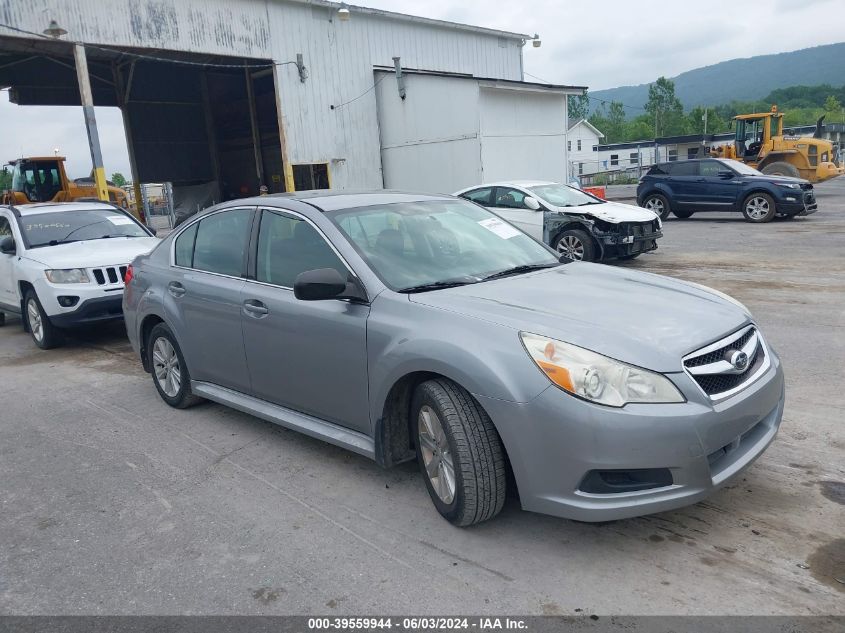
[0,202,159,348]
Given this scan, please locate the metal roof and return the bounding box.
[374,66,586,92]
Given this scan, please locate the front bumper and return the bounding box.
[476,347,784,522]
[597,230,662,258]
[48,295,124,328]
[777,190,817,216]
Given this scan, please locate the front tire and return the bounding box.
[642,193,670,220]
[147,323,201,408]
[24,289,62,349]
[554,229,597,262]
[742,192,776,223]
[761,161,800,179]
[412,379,506,527]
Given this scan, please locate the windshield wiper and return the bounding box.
[482,262,560,281]
[576,201,603,206]
[397,278,479,293]
[45,238,83,246]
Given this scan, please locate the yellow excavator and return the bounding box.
[710,105,842,182]
[1,156,145,223]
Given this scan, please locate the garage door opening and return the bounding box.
[0,34,288,220]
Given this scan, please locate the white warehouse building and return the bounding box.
[0,0,584,203]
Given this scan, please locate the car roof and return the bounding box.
[7,201,121,216]
[221,190,456,212]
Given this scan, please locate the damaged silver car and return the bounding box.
[455,180,663,262]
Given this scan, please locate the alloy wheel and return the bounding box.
[745,196,770,220]
[27,299,43,343]
[556,235,585,261]
[418,405,456,504]
[645,197,664,214]
[152,337,181,398]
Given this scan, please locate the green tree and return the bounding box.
[568,92,590,121]
[110,172,127,187]
[824,95,841,113]
[685,106,727,135]
[645,76,684,137]
[0,168,11,192]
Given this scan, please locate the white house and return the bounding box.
[566,118,604,178]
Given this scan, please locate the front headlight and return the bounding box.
[520,332,685,407]
[45,268,90,284]
[778,183,801,189]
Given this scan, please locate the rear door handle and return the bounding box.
[243,299,269,317]
[167,281,186,297]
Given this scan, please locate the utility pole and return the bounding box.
[73,43,109,202]
[702,107,708,156]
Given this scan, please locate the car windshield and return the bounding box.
[527,183,603,207]
[20,209,148,248]
[721,160,762,176]
[327,199,560,292]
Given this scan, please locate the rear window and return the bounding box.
[668,162,698,176]
[647,164,669,176]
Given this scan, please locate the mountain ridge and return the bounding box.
[589,43,845,113]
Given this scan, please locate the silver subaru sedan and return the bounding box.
[123,191,784,526]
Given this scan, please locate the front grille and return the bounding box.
[620,221,660,238]
[685,328,755,368]
[683,326,768,399]
[91,265,128,286]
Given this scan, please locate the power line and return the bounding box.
[0,22,297,69]
[331,74,389,110]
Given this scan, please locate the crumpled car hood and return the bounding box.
[548,200,660,223]
[410,263,750,373]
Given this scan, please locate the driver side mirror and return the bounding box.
[524,196,541,211]
[294,267,367,302]
[0,236,15,255]
[718,170,734,179]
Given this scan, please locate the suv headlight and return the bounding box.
[778,182,801,189]
[45,268,90,284]
[520,332,685,407]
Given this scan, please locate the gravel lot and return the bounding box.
[1,179,843,616]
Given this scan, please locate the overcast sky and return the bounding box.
[2,0,842,180]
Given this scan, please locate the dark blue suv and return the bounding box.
[637,158,817,223]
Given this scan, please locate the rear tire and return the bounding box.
[147,323,202,409]
[741,192,776,223]
[24,289,63,349]
[412,379,506,527]
[641,193,670,220]
[672,209,694,219]
[761,161,800,179]
[554,229,597,262]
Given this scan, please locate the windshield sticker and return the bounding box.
[25,223,71,231]
[106,215,135,226]
[477,217,521,240]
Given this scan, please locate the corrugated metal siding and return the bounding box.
[3,0,524,189]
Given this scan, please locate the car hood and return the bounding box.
[410,263,750,372]
[23,237,161,268]
[549,200,660,223]
[743,174,811,187]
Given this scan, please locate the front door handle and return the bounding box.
[167,281,186,297]
[243,299,269,317]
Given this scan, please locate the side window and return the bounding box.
[0,216,11,237]
[174,222,198,267]
[256,210,347,288]
[493,188,528,209]
[192,208,252,276]
[699,161,722,177]
[462,188,494,206]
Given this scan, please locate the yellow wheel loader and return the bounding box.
[1,156,145,223]
[710,105,842,183]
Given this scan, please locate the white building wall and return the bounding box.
[567,122,603,176]
[479,86,569,184]
[375,73,572,193]
[5,0,525,189]
[375,73,482,194]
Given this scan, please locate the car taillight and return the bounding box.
[124,265,134,284]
